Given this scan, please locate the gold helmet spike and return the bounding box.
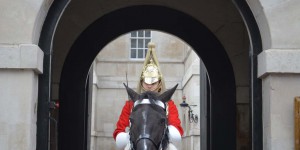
[137,42,166,93]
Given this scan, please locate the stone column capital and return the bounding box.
[0,44,43,74]
[258,49,300,78]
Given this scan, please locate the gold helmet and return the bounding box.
[137,42,166,93]
[141,58,161,84]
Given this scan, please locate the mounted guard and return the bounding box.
[113,42,183,150]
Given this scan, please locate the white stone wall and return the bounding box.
[258,50,300,149]
[247,0,300,49]
[253,0,300,149]
[0,45,44,150]
[181,49,200,150]
[0,0,48,149]
[0,70,39,150]
[261,74,300,150]
[0,44,43,150]
[0,0,52,44]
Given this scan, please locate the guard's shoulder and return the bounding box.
[167,100,175,104]
[126,100,134,105]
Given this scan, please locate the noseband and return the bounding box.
[130,124,168,150]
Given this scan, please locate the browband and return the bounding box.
[134,99,165,109]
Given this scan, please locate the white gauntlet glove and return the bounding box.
[168,125,182,143]
[116,132,129,149]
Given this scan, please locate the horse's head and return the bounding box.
[124,83,178,150]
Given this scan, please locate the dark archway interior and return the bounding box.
[58,5,236,150]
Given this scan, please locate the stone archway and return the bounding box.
[37,0,70,150]
[58,5,236,150]
[38,1,263,150]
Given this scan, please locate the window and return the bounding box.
[130,30,152,59]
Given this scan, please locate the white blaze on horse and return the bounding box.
[123,83,179,150]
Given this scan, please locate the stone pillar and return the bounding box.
[181,52,200,150]
[258,49,300,150]
[90,64,98,150]
[0,44,43,150]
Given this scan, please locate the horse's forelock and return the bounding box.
[139,91,161,105]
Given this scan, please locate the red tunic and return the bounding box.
[113,100,184,140]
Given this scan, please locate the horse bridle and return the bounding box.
[129,99,168,150]
[129,123,168,150]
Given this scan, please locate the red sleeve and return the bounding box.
[167,100,184,136]
[113,100,133,140]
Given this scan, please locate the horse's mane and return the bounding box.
[161,128,170,150]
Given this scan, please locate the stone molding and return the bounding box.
[182,59,200,88]
[258,49,300,78]
[0,44,43,74]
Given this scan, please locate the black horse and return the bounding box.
[124,83,178,150]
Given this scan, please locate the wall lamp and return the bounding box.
[180,95,198,123]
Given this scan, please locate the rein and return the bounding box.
[130,123,168,150]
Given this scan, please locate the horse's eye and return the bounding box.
[160,118,166,124]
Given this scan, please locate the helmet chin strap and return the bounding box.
[141,81,163,93]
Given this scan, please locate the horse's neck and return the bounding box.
[124,143,178,150]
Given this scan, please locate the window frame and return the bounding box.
[129,30,152,60]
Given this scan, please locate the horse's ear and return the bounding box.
[158,84,178,103]
[123,83,139,102]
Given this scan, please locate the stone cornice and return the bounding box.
[0,44,43,74]
[258,49,300,78]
